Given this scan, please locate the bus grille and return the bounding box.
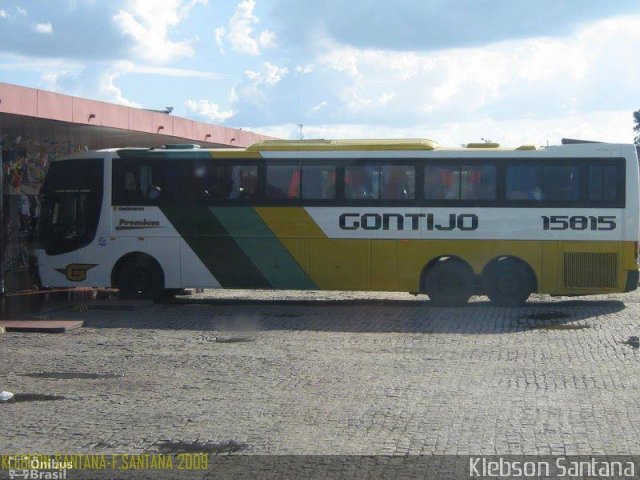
[563,252,618,288]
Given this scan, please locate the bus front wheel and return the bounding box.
[116,255,164,300]
[423,259,475,307]
[483,259,535,307]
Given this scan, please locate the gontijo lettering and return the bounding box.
[339,212,478,231]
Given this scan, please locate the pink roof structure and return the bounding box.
[0,81,273,148]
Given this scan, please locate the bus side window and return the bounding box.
[121,169,141,203]
[588,165,619,202]
[461,166,496,200]
[506,165,542,201]
[301,165,336,200]
[543,165,579,202]
[229,165,258,200]
[190,164,228,203]
[113,162,142,204]
[425,166,459,200]
[345,166,379,200]
[381,165,415,200]
[140,164,180,205]
[266,164,301,200]
[124,170,138,201]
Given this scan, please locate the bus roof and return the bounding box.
[246,138,441,151]
[64,138,636,160]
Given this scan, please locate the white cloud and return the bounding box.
[97,60,224,107]
[113,0,206,64]
[228,87,238,104]
[231,62,288,109]
[245,61,287,86]
[305,14,640,137]
[128,64,223,80]
[185,99,234,122]
[252,110,635,145]
[295,64,314,74]
[0,57,84,74]
[34,22,53,34]
[214,26,226,53]
[0,6,26,20]
[309,100,328,115]
[41,71,70,91]
[378,91,395,106]
[98,63,141,107]
[257,29,276,48]
[214,0,276,55]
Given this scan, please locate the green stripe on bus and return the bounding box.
[160,205,271,289]
[211,207,317,290]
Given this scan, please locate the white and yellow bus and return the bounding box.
[35,139,639,306]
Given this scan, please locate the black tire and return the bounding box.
[483,259,535,307]
[116,256,164,300]
[423,259,475,306]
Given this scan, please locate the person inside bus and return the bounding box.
[148,180,175,203]
[204,165,233,201]
[346,167,376,199]
[425,167,458,200]
[123,170,139,203]
[147,170,176,204]
[229,166,257,200]
[190,164,214,203]
[462,167,496,200]
[382,166,414,199]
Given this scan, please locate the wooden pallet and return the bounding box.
[0,320,84,333]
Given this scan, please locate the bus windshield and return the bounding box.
[38,158,103,255]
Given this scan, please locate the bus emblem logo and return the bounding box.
[55,264,98,282]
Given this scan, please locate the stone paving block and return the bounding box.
[0,290,638,456]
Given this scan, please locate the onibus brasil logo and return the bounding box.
[5,455,72,479]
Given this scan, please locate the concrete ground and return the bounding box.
[0,289,639,456]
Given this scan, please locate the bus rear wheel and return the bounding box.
[423,259,475,307]
[483,259,534,307]
[117,256,164,300]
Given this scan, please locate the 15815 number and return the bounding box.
[542,215,616,231]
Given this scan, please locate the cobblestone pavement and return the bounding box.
[1,290,640,456]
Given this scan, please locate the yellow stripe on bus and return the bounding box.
[249,209,634,295]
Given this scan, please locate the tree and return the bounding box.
[634,109,640,144]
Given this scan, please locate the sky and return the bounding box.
[1,0,640,146]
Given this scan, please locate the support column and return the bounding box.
[0,131,4,295]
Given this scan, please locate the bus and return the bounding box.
[35,139,639,306]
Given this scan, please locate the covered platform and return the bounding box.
[0,81,270,149]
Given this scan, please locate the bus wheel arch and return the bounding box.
[482,256,537,306]
[112,252,165,300]
[420,256,476,306]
